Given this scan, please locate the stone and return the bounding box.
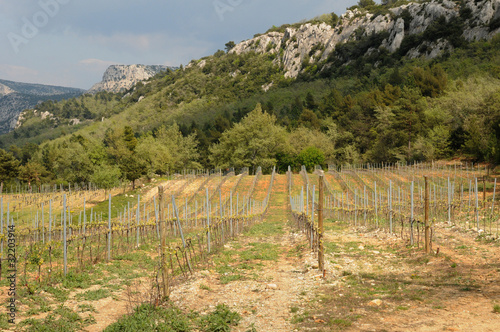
[368,299,383,306]
[88,64,177,94]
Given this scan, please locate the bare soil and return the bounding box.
[3,174,499,331]
[168,175,500,331]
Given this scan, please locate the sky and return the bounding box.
[0,0,359,90]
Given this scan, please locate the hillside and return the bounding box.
[0,0,499,187]
[0,79,84,134]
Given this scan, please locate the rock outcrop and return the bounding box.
[88,64,176,94]
[230,0,500,78]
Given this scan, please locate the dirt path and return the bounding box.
[293,221,500,331]
[15,173,498,331]
[169,175,500,331]
[169,174,328,331]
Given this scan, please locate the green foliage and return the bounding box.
[2,9,500,183]
[358,0,376,8]
[198,304,241,332]
[105,303,240,332]
[19,305,94,332]
[298,146,325,172]
[411,65,448,98]
[0,313,9,330]
[210,104,286,170]
[225,41,236,52]
[62,271,92,289]
[90,164,121,190]
[75,289,111,301]
[104,303,191,332]
[0,148,20,184]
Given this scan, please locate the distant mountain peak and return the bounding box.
[88,64,177,94]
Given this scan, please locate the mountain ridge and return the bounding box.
[0,79,84,134]
[228,0,500,79]
[1,0,500,177]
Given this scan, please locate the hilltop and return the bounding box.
[88,64,178,94]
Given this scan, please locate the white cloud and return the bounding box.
[78,58,119,76]
[0,64,39,82]
[78,58,117,66]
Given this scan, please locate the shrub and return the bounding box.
[298,146,325,172]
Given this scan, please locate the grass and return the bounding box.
[240,242,280,261]
[105,303,241,332]
[78,304,97,313]
[199,283,212,291]
[244,220,284,237]
[45,286,70,302]
[19,305,96,332]
[287,243,306,258]
[329,318,354,328]
[75,288,112,301]
[493,304,500,314]
[220,274,244,284]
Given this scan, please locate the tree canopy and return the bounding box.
[210,104,286,171]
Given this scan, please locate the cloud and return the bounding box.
[78,58,119,74]
[0,64,39,82]
[0,0,360,88]
[86,33,155,52]
[78,58,118,66]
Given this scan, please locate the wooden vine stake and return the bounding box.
[424,176,430,254]
[318,173,325,273]
[158,186,170,299]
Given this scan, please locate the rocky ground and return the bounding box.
[167,175,500,331]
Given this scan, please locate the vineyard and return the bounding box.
[0,161,499,331]
[290,162,499,254]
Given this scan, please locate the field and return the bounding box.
[0,162,499,331]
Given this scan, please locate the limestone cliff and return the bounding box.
[88,64,176,94]
[230,0,500,79]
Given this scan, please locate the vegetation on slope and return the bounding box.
[0,1,499,188]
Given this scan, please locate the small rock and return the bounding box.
[368,299,383,306]
[266,283,278,290]
[372,250,380,254]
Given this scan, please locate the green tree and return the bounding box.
[358,0,376,8]
[330,12,339,27]
[297,146,325,172]
[19,161,46,189]
[123,126,138,151]
[0,149,20,184]
[90,164,121,198]
[120,154,147,190]
[411,65,448,98]
[298,109,321,129]
[225,41,236,53]
[210,104,286,170]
